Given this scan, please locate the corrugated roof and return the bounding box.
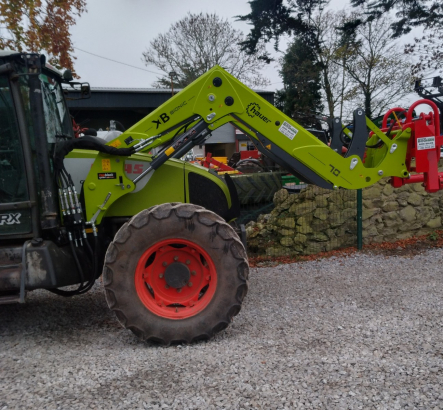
[80,87,273,94]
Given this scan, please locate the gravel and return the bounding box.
[1,248,443,409]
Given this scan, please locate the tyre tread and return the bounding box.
[103,203,249,345]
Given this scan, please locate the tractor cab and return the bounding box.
[0,51,90,302]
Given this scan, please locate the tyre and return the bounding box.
[103,203,249,345]
[231,171,283,205]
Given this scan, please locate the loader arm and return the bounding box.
[83,65,442,223]
[104,65,415,191]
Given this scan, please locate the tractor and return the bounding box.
[1,51,442,345]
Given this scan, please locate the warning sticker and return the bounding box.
[102,159,111,171]
[278,121,298,140]
[417,136,435,150]
[98,172,116,180]
[109,139,122,148]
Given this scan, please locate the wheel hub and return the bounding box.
[164,262,190,289]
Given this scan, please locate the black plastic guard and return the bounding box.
[344,108,367,160]
[224,174,241,222]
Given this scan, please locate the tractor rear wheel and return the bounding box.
[103,203,249,345]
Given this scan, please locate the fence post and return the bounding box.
[357,189,363,249]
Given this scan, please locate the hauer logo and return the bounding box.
[246,102,271,123]
[0,213,21,225]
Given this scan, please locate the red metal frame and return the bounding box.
[201,152,238,173]
[389,99,443,193]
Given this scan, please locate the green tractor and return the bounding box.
[0,52,246,344]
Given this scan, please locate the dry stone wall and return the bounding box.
[246,179,443,256]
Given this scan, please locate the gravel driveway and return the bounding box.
[1,249,443,409]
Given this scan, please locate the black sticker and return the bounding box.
[124,136,134,145]
[98,172,117,180]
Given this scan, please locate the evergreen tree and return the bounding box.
[276,37,323,127]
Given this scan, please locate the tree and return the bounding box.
[142,12,269,89]
[311,10,360,119]
[0,0,86,74]
[349,0,443,37]
[405,26,443,77]
[236,0,330,63]
[276,37,323,127]
[342,16,412,119]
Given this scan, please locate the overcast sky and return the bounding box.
[70,0,353,91]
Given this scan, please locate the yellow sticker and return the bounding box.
[109,140,122,148]
[266,144,271,149]
[102,159,111,171]
[165,146,175,156]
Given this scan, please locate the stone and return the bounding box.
[382,201,399,212]
[287,194,300,206]
[426,217,442,229]
[289,202,315,216]
[382,211,403,227]
[330,212,346,228]
[362,225,378,238]
[273,189,288,206]
[305,189,315,200]
[280,237,294,247]
[315,196,328,208]
[278,199,291,210]
[407,192,423,206]
[313,208,329,221]
[382,184,394,196]
[293,234,307,244]
[424,197,440,210]
[312,232,329,242]
[328,203,342,213]
[296,225,313,234]
[362,186,382,200]
[412,183,426,193]
[371,235,385,243]
[343,200,357,209]
[362,208,380,221]
[312,219,329,231]
[297,215,313,226]
[329,194,344,205]
[279,217,296,229]
[415,206,434,225]
[279,228,296,236]
[325,228,336,239]
[398,221,422,231]
[399,205,416,222]
[341,190,356,201]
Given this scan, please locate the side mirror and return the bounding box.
[80,83,91,99]
[63,69,73,82]
[65,81,92,100]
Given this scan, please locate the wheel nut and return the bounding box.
[177,288,182,293]
[159,274,163,279]
[188,282,193,287]
[173,256,179,261]
[191,270,196,276]
[186,260,190,265]
[162,261,167,267]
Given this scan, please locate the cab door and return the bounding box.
[0,75,35,238]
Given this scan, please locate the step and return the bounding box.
[0,293,21,304]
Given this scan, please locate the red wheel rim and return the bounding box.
[134,238,218,319]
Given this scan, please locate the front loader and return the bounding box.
[1,51,442,345]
